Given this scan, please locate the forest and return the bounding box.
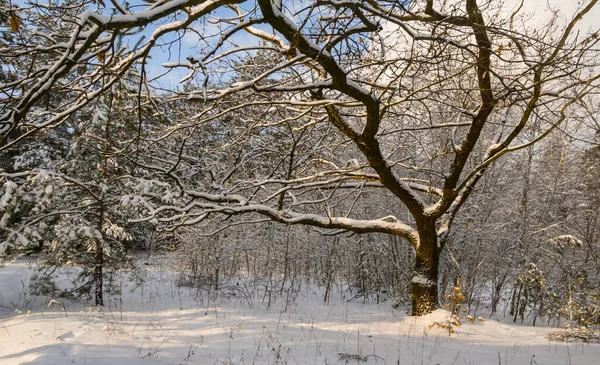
[1,1,600,362]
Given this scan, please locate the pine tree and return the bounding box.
[0,47,147,305]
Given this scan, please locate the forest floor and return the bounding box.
[0,259,599,365]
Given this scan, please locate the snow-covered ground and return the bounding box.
[1,260,599,365]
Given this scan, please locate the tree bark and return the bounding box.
[94,239,104,306]
[411,222,440,316]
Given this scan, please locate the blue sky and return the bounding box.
[128,0,283,90]
[12,0,599,90]
[127,1,258,90]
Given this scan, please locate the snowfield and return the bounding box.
[1,260,599,365]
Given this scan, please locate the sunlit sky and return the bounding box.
[11,1,597,90]
[140,1,264,90]
[141,0,600,90]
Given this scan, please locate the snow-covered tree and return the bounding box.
[0,57,147,305]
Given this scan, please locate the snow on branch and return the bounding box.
[134,189,419,243]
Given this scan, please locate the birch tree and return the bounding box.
[1,0,600,315]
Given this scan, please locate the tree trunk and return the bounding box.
[411,223,440,316]
[94,239,104,306]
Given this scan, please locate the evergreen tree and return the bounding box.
[0,52,147,305]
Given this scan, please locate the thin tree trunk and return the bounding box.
[94,90,112,307]
[94,198,105,306]
[94,211,104,306]
[280,230,290,295]
[94,241,103,306]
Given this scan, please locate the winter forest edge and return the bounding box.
[1,0,600,361]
